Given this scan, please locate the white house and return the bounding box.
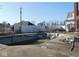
[13,21,46,33]
[65,12,75,32]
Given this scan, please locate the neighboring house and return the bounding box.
[13,21,46,33]
[65,11,79,32]
[0,23,11,32]
[4,23,11,32]
[0,23,4,32]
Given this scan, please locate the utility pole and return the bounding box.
[20,7,22,33]
[74,2,78,32]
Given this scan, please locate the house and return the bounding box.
[13,21,47,33]
[65,10,79,32]
[65,12,74,32]
[0,23,11,32]
[0,23,4,32]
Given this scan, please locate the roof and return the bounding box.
[14,21,35,26]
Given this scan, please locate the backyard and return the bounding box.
[0,33,79,57]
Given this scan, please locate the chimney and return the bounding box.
[74,2,78,32]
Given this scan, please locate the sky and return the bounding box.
[0,2,74,25]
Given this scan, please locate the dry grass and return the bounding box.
[61,32,79,35]
[35,39,48,44]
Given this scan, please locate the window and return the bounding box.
[67,12,73,18]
